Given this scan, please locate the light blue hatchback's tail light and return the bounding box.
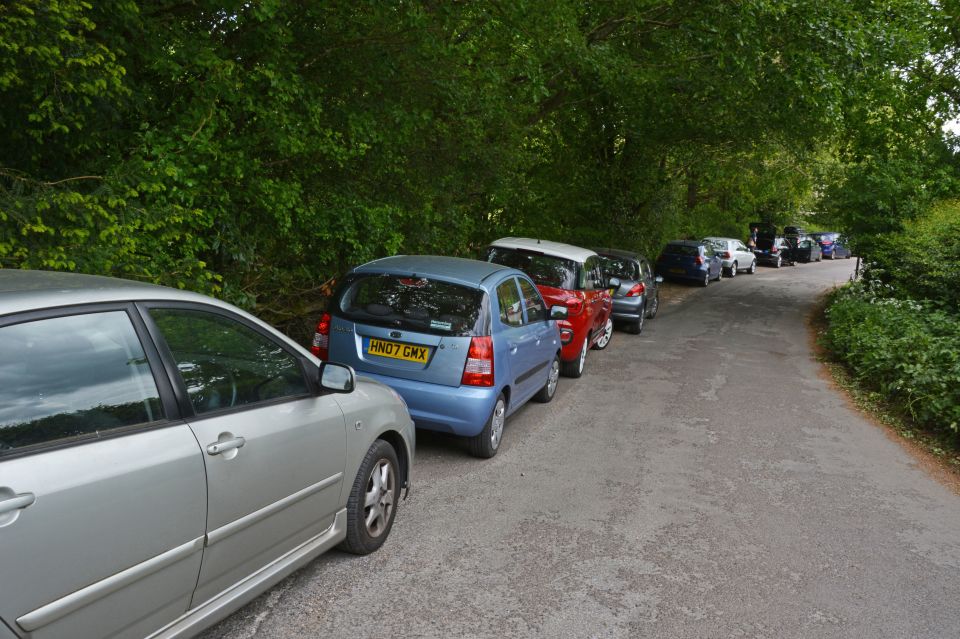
[461,336,494,386]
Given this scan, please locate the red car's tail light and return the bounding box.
[626,283,645,297]
[461,336,495,387]
[310,312,331,359]
[565,297,585,316]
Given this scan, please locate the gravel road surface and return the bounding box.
[201,258,960,639]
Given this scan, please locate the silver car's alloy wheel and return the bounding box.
[364,458,396,538]
[729,262,737,277]
[340,439,401,554]
[748,260,756,274]
[594,318,613,350]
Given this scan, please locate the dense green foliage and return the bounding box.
[824,201,960,439]
[1,1,958,338]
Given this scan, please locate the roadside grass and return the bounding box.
[810,294,960,476]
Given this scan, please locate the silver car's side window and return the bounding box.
[0,311,164,455]
[150,308,309,415]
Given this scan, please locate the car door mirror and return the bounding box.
[655,275,664,284]
[319,361,355,393]
[549,305,569,320]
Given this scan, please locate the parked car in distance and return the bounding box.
[655,240,723,286]
[485,238,618,379]
[0,270,414,639]
[594,248,662,334]
[788,238,823,263]
[808,232,852,259]
[701,237,757,277]
[753,234,794,268]
[313,255,567,458]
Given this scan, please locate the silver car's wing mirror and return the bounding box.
[319,362,355,393]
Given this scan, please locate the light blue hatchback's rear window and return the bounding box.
[336,275,485,336]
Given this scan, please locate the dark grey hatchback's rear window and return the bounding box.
[336,275,485,336]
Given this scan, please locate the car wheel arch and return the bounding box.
[375,430,411,489]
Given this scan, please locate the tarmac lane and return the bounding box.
[201,258,960,639]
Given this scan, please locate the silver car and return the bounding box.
[702,237,757,277]
[0,271,414,639]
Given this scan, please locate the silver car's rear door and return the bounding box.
[144,305,346,607]
[0,308,207,639]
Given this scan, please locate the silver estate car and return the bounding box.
[0,271,414,639]
[702,237,757,277]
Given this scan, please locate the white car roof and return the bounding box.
[488,237,597,264]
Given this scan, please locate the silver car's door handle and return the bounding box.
[0,492,36,515]
[206,437,246,456]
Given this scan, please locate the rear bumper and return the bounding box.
[656,266,708,282]
[611,296,644,321]
[755,252,782,265]
[352,371,497,437]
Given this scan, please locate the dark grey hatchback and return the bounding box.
[594,248,662,334]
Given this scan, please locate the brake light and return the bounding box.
[821,240,833,246]
[626,283,645,297]
[461,336,494,386]
[310,312,331,360]
[722,251,731,259]
[565,297,584,316]
[771,246,778,253]
[694,256,704,265]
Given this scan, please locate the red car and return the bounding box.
[486,237,618,378]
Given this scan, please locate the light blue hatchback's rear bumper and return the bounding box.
[355,371,498,437]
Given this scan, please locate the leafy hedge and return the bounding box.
[824,201,960,439]
[824,283,960,436]
[858,200,960,312]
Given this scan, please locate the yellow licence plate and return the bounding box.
[366,338,430,363]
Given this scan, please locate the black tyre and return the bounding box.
[561,337,588,378]
[533,356,560,403]
[646,292,660,319]
[468,393,506,458]
[592,318,614,350]
[626,303,646,334]
[340,440,400,555]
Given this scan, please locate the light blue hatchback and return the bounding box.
[321,256,567,458]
